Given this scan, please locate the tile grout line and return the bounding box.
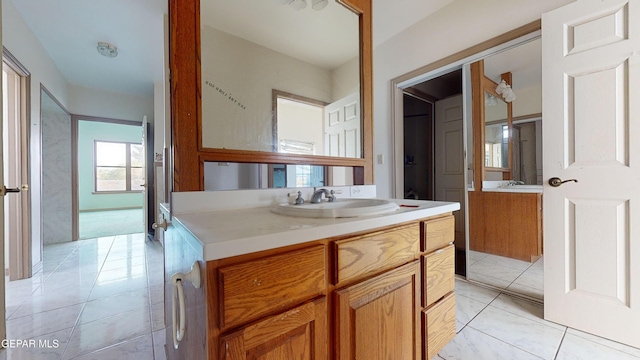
[553,328,568,359]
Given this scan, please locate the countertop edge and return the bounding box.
[174,200,460,261]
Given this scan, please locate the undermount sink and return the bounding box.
[272,198,400,218]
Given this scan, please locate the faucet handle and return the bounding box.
[287,191,305,205]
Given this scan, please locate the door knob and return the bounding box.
[548,177,578,187]
[152,219,168,230]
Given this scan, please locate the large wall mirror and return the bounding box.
[200,0,360,157]
[484,89,509,170]
[170,0,373,191]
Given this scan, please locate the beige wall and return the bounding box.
[3,0,71,265]
[200,25,332,152]
[373,0,574,197]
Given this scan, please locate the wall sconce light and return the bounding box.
[495,80,516,103]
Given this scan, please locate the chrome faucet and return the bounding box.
[507,180,525,186]
[310,188,336,203]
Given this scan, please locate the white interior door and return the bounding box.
[543,0,640,347]
[435,95,465,248]
[142,116,148,240]
[324,92,360,158]
[0,2,7,341]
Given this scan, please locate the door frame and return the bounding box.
[3,47,33,279]
[389,22,541,284]
[71,115,143,240]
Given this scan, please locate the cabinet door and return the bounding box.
[335,261,420,360]
[221,297,327,360]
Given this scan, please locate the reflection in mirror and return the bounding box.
[273,90,326,155]
[484,91,508,169]
[200,0,361,157]
[203,162,354,191]
[512,118,542,184]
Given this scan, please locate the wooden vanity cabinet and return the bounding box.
[221,297,328,360]
[335,261,421,360]
[201,213,456,360]
[420,216,456,360]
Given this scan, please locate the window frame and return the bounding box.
[93,140,144,193]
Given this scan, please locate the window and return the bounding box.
[94,141,144,192]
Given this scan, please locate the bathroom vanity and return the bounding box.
[468,184,543,262]
[161,189,459,360]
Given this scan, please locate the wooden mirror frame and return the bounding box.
[169,0,373,191]
[471,61,514,189]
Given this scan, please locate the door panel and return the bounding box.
[324,92,360,158]
[542,0,640,347]
[435,95,465,248]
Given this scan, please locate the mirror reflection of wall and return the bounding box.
[512,119,542,185]
[203,162,354,191]
[200,0,361,157]
[483,38,543,184]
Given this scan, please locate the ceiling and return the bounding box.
[8,0,453,98]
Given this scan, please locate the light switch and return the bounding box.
[377,154,384,164]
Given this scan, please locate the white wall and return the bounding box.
[200,25,333,152]
[331,57,359,101]
[373,0,573,197]
[3,0,71,265]
[68,84,154,123]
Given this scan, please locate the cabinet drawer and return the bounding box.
[219,245,326,329]
[334,224,419,284]
[422,244,455,307]
[423,292,456,360]
[421,216,454,253]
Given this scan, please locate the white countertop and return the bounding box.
[481,181,543,193]
[482,186,543,193]
[171,196,459,261]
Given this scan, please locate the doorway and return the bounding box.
[74,118,146,240]
[392,30,543,301]
[402,69,466,276]
[2,51,31,281]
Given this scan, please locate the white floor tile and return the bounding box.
[3,327,73,360]
[556,332,640,360]
[79,288,149,324]
[468,306,565,359]
[488,294,564,331]
[454,280,500,304]
[564,329,640,358]
[456,294,489,329]
[62,307,152,359]
[71,334,154,360]
[467,272,514,289]
[439,326,543,360]
[7,303,82,339]
[469,261,524,283]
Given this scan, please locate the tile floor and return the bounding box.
[467,250,543,300]
[5,236,639,359]
[438,280,640,359]
[3,233,166,360]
